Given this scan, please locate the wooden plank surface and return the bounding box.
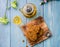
[44,0,60,47]
[0,0,60,47]
[10,0,27,47]
[0,0,10,47]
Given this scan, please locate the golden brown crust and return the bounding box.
[26,31,37,41]
[21,16,51,46]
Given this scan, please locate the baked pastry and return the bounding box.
[21,16,51,46]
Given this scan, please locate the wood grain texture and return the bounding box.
[44,0,60,47]
[0,0,10,47]
[0,0,60,47]
[10,0,27,47]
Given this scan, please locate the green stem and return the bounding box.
[14,0,17,1]
[4,0,8,18]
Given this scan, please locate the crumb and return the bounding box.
[22,40,25,42]
[26,45,28,47]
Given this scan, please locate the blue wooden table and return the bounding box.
[0,0,60,47]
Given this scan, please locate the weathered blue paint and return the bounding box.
[0,0,10,47]
[44,0,60,47]
[0,0,60,47]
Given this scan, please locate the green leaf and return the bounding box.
[0,17,9,25]
[0,0,9,25]
[11,0,17,9]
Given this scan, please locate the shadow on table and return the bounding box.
[47,0,60,2]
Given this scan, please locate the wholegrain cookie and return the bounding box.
[26,30,37,41]
[27,25,40,33]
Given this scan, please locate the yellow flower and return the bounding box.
[13,16,22,25]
